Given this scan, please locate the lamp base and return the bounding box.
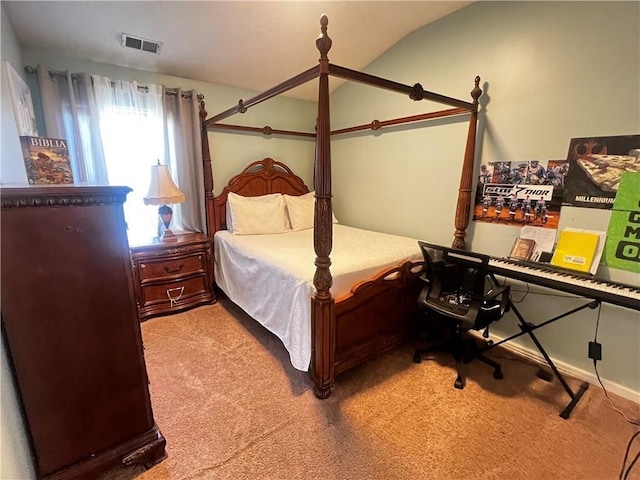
[158,205,177,242]
[160,229,178,242]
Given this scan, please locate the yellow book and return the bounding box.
[550,230,601,273]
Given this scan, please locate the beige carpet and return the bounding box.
[101,296,640,480]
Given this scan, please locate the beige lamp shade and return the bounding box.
[143,163,185,206]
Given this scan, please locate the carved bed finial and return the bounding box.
[199,100,207,124]
[316,14,332,59]
[471,76,482,104]
[409,83,425,101]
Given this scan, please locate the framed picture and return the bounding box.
[4,60,38,136]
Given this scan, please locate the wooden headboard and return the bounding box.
[212,158,310,234]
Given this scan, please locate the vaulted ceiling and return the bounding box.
[3,1,473,100]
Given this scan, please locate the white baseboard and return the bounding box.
[487,334,640,404]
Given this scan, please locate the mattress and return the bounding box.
[214,224,422,371]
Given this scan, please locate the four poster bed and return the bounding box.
[198,15,482,399]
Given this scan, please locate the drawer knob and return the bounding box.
[164,263,184,274]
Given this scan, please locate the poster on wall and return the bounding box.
[604,172,640,274]
[562,134,640,209]
[472,159,568,229]
[4,60,38,136]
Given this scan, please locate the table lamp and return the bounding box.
[143,161,185,242]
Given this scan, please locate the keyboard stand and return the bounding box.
[483,273,597,419]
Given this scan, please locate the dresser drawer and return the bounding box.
[140,275,207,306]
[138,253,205,282]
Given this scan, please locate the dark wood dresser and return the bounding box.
[130,232,215,321]
[1,186,166,480]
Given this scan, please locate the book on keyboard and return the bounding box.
[508,237,536,261]
[550,229,605,274]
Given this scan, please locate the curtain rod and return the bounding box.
[24,65,199,98]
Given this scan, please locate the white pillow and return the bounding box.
[226,193,291,231]
[284,191,338,231]
[226,192,288,235]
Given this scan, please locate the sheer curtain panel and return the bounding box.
[92,75,165,244]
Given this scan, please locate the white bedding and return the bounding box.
[214,225,422,371]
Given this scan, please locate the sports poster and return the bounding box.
[562,135,640,209]
[472,159,567,229]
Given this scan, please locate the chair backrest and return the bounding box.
[417,241,492,330]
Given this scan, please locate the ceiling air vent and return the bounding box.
[119,33,162,55]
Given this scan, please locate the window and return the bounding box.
[92,80,181,245]
[99,104,165,244]
[31,71,199,245]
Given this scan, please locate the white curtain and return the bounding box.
[92,75,165,243]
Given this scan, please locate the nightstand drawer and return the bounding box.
[140,276,207,306]
[138,254,205,282]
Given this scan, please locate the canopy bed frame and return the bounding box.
[198,15,482,399]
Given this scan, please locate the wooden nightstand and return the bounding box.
[130,232,216,321]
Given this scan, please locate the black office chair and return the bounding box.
[413,241,510,389]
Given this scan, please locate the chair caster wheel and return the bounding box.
[493,368,503,380]
[413,352,422,364]
[454,376,465,389]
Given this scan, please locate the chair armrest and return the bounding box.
[484,284,511,317]
[484,284,509,301]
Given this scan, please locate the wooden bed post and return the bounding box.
[199,99,217,289]
[199,100,216,240]
[310,14,335,399]
[453,76,482,250]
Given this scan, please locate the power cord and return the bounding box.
[506,277,530,303]
[589,303,640,480]
[619,431,639,480]
[495,277,639,477]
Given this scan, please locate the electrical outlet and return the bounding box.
[588,341,602,361]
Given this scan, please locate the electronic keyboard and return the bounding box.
[488,257,640,311]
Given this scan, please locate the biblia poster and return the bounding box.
[20,136,74,185]
[472,159,567,229]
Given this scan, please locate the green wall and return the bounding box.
[330,1,639,398]
[0,5,37,479]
